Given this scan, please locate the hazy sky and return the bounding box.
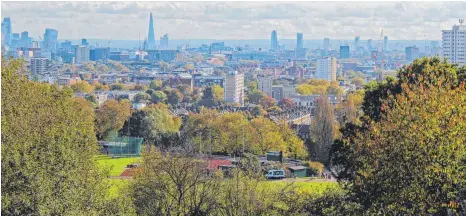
[1,1,465,40]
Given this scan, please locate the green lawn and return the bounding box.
[260,180,339,195]
[96,155,141,177]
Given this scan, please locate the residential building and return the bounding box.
[258,75,273,96]
[339,45,350,59]
[296,33,303,49]
[30,58,50,74]
[316,57,337,82]
[192,74,224,88]
[224,71,244,106]
[442,20,466,66]
[147,13,156,49]
[405,46,419,63]
[43,28,58,52]
[271,30,279,51]
[74,46,90,64]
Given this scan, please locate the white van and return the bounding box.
[265,169,285,179]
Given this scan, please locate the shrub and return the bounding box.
[303,161,325,176]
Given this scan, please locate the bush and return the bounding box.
[303,161,324,176]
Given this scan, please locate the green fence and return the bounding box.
[99,135,144,157]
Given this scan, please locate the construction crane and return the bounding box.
[373,30,385,81]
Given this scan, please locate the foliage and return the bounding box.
[132,92,151,103]
[71,80,94,93]
[165,88,184,106]
[238,153,262,177]
[247,89,265,104]
[95,99,132,139]
[151,90,167,104]
[296,79,343,96]
[309,95,336,165]
[259,95,275,109]
[331,57,466,214]
[278,97,296,110]
[1,59,124,215]
[149,79,163,90]
[183,63,194,70]
[93,82,110,91]
[120,105,181,146]
[303,161,325,176]
[351,77,365,86]
[111,83,126,91]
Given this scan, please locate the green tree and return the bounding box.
[166,88,184,106]
[133,92,152,103]
[1,59,123,215]
[95,99,132,139]
[151,91,167,104]
[247,90,265,104]
[71,81,94,93]
[331,57,466,214]
[159,61,169,72]
[111,83,126,91]
[150,80,163,90]
[309,95,336,165]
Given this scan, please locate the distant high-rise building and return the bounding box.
[442,20,466,66]
[74,45,90,64]
[339,45,350,59]
[2,18,12,47]
[21,31,29,48]
[30,58,50,74]
[354,36,360,48]
[90,47,110,61]
[405,46,420,62]
[367,39,373,50]
[81,38,88,46]
[60,40,72,52]
[257,75,273,96]
[323,38,330,50]
[383,36,388,51]
[147,13,156,49]
[43,28,58,52]
[316,57,337,82]
[224,71,244,106]
[296,33,303,49]
[271,30,279,50]
[160,34,169,49]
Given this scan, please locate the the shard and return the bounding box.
[147,12,156,50]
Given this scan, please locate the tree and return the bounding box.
[259,95,275,109]
[129,147,220,215]
[110,83,126,91]
[250,117,286,154]
[238,153,262,177]
[309,95,335,165]
[151,91,167,104]
[133,92,152,103]
[95,99,132,139]
[247,80,258,92]
[183,63,194,70]
[250,105,267,117]
[132,84,148,91]
[351,77,365,86]
[71,81,93,93]
[150,80,163,90]
[159,61,169,71]
[278,98,296,110]
[166,88,184,106]
[247,90,265,104]
[96,64,109,73]
[1,59,119,215]
[120,105,181,146]
[331,57,466,214]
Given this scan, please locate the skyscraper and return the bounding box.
[316,57,337,82]
[43,28,58,52]
[271,30,278,51]
[21,31,29,48]
[160,34,168,49]
[339,45,350,59]
[224,71,244,106]
[147,12,156,50]
[296,33,303,49]
[323,38,330,50]
[367,39,373,50]
[384,36,388,51]
[442,20,466,66]
[81,38,88,46]
[2,18,12,47]
[354,36,360,48]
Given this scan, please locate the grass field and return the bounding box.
[96,155,141,177]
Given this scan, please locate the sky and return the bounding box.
[1,1,465,41]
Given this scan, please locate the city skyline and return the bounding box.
[1,1,465,41]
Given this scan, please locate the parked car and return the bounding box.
[265,169,285,179]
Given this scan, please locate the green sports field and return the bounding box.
[96,155,141,177]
